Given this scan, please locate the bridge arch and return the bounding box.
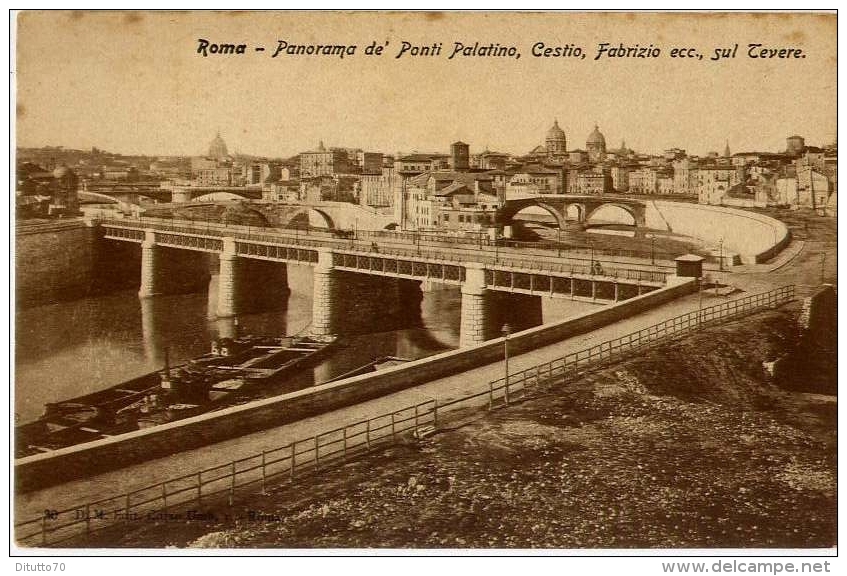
[287,207,336,230]
[564,203,586,222]
[78,191,120,205]
[192,191,253,203]
[585,203,639,227]
[499,200,566,230]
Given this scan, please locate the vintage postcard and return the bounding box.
[11,9,837,562]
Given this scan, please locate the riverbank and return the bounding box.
[73,302,836,548]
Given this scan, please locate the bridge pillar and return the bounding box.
[311,250,337,336]
[459,263,492,347]
[138,230,160,298]
[217,237,239,318]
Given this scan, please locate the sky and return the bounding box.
[14,11,837,159]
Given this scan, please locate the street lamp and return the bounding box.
[501,323,512,404]
[718,237,724,272]
[589,243,595,274]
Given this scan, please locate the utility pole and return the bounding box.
[502,324,511,404]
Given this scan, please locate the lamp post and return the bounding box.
[502,323,512,404]
[589,243,595,274]
[718,237,724,272]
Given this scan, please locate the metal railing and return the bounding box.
[16,400,436,547]
[487,284,796,398]
[15,284,794,547]
[98,217,669,284]
[96,213,707,264]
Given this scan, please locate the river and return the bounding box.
[14,263,601,424]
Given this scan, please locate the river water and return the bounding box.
[15,263,601,423]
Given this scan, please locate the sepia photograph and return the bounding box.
[10,8,837,559]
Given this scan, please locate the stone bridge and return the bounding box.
[97,217,670,348]
[500,195,649,228]
[82,185,264,206]
[256,201,398,231]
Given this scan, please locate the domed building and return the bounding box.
[586,124,607,162]
[545,120,567,157]
[208,131,229,160]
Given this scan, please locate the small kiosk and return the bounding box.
[674,254,705,278]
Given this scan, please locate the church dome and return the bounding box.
[587,124,606,146]
[208,132,229,159]
[546,120,566,141]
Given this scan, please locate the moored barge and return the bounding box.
[15,334,338,458]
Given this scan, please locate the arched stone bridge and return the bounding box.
[255,201,398,231]
[500,195,648,228]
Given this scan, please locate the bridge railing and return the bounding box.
[97,215,701,266]
[98,217,668,283]
[15,285,795,547]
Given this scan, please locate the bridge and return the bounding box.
[96,217,671,347]
[500,195,649,228]
[259,201,398,231]
[81,182,264,206]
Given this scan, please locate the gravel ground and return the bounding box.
[77,304,836,549]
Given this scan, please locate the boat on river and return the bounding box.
[14,334,338,458]
[133,334,338,428]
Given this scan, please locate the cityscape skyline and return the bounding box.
[13,10,838,556]
[15,11,836,158]
[16,122,834,162]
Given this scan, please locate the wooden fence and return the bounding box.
[15,284,794,547]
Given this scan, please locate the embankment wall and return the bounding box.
[648,201,790,264]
